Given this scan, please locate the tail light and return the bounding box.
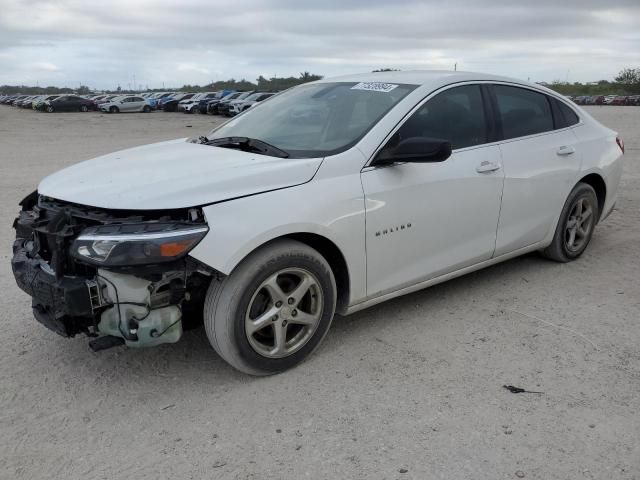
[616,136,624,154]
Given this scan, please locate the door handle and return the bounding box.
[476,161,501,173]
[556,146,576,156]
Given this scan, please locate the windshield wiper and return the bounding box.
[205,137,290,158]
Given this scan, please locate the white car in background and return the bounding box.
[12,71,623,375]
[100,95,152,113]
[178,92,217,113]
[229,92,276,115]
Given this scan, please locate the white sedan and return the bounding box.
[12,71,623,375]
[99,95,152,113]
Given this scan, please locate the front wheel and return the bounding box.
[204,239,336,375]
[143,105,151,113]
[542,182,599,262]
[80,105,88,112]
[46,105,54,113]
[109,106,118,113]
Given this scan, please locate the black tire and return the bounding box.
[143,105,151,113]
[542,182,599,262]
[109,106,118,113]
[46,105,54,113]
[80,105,88,112]
[204,239,337,375]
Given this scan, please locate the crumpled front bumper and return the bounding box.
[11,239,95,337]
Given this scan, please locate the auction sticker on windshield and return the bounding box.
[351,82,399,93]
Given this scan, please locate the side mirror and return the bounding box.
[372,137,452,166]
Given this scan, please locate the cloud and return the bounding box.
[28,61,60,71]
[0,0,638,88]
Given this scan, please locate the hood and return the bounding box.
[38,139,323,210]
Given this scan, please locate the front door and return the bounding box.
[361,84,505,298]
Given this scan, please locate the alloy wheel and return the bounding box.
[565,196,594,252]
[245,268,323,358]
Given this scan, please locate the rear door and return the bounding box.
[128,96,146,111]
[66,95,82,111]
[490,84,582,256]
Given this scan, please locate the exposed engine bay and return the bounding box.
[11,192,214,351]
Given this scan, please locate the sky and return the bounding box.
[0,0,639,89]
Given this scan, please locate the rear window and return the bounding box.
[557,100,580,127]
[494,85,554,140]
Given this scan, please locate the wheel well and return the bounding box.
[283,233,350,315]
[579,173,606,221]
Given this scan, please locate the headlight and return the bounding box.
[71,224,208,266]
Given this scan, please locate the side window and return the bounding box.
[393,85,488,150]
[557,101,579,127]
[494,85,554,139]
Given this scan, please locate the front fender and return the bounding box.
[188,174,367,306]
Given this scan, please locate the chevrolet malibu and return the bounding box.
[11,71,624,375]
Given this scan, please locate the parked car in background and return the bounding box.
[1,94,19,104]
[91,95,110,103]
[33,95,62,110]
[611,96,630,106]
[43,95,97,112]
[195,90,229,113]
[628,95,640,106]
[217,91,254,116]
[96,95,120,106]
[177,92,205,113]
[147,92,175,110]
[16,96,36,108]
[161,93,195,111]
[228,92,276,115]
[158,93,182,109]
[205,91,238,114]
[179,92,218,113]
[10,95,29,106]
[100,95,152,113]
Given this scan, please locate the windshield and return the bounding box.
[208,82,416,158]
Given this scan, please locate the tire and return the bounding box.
[109,106,118,113]
[80,105,88,112]
[46,105,54,113]
[143,105,151,113]
[204,239,337,375]
[542,182,599,262]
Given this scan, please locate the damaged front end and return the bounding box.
[11,192,214,351]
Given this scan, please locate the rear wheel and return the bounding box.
[80,104,88,112]
[143,105,151,113]
[542,182,599,262]
[46,105,54,113]
[204,239,336,375]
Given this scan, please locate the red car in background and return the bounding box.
[611,96,630,105]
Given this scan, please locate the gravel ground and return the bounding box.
[0,106,638,480]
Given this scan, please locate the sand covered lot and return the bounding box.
[0,106,638,480]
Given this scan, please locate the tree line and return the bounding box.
[0,72,323,95]
[546,67,640,96]
[3,68,639,96]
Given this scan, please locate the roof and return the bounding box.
[317,69,536,90]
